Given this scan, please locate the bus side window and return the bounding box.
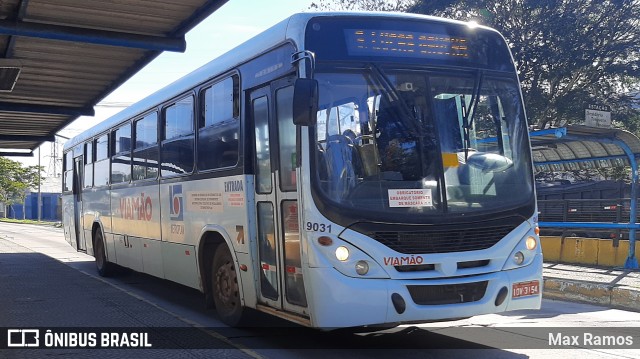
[198,75,239,171]
[93,134,110,187]
[63,151,73,192]
[162,96,195,177]
[111,123,132,184]
[133,112,159,181]
[84,141,93,188]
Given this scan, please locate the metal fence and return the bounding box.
[537,198,635,239]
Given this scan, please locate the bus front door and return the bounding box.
[72,156,87,252]
[251,81,308,316]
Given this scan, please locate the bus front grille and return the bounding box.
[394,259,490,273]
[371,225,515,254]
[407,281,488,305]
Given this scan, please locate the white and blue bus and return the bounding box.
[62,12,541,329]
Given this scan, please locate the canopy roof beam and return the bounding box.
[0,19,186,52]
[0,151,32,157]
[0,134,55,142]
[0,102,94,116]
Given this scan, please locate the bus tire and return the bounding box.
[212,244,245,326]
[94,230,115,277]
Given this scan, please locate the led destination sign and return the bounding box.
[345,29,470,60]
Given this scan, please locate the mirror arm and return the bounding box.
[291,50,316,78]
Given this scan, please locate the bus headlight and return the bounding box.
[335,246,350,261]
[308,234,390,278]
[526,236,537,250]
[513,251,525,265]
[355,260,369,275]
[502,229,541,270]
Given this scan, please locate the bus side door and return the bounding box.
[250,79,308,316]
[72,155,87,252]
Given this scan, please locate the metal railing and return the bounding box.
[538,198,632,224]
[538,198,640,268]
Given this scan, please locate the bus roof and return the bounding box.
[64,11,499,151]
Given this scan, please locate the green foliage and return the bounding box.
[0,157,43,207]
[411,0,640,130]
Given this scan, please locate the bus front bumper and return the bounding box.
[306,254,543,329]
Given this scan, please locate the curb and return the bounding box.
[543,277,640,312]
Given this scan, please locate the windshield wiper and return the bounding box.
[368,64,421,137]
[462,71,484,161]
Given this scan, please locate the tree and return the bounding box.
[0,157,43,219]
[411,0,640,130]
[309,0,415,12]
[309,0,640,131]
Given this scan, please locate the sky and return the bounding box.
[15,0,314,175]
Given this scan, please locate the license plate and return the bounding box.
[512,280,540,298]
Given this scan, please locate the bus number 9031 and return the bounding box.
[305,222,332,232]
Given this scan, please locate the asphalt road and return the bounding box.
[0,221,639,359]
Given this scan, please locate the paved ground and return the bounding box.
[0,234,256,358]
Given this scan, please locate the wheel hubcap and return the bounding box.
[216,260,237,307]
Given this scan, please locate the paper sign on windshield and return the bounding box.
[388,189,433,208]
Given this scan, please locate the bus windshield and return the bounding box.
[312,67,533,221]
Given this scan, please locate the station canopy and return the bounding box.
[531,126,640,269]
[0,0,227,156]
[530,125,640,172]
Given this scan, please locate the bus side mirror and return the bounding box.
[292,78,318,126]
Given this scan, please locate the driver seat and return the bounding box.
[324,134,357,200]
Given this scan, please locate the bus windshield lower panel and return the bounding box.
[312,68,533,223]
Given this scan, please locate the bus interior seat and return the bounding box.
[342,129,357,144]
[324,134,358,198]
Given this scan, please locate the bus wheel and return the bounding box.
[94,230,114,277]
[212,244,245,326]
